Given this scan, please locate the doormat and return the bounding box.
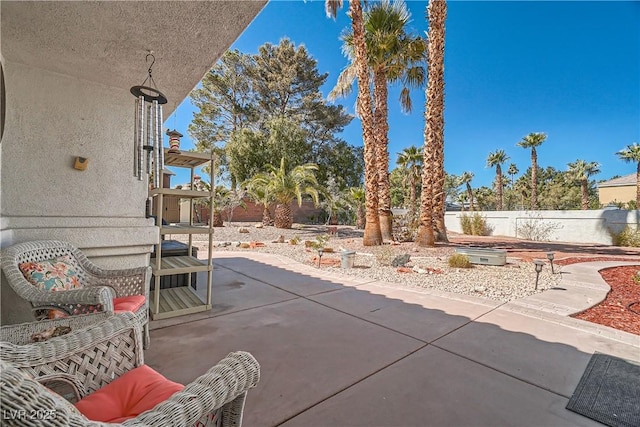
[566,353,640,427]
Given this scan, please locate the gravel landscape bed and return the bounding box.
[172,223,562,302]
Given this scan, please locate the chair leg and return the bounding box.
[143,322,150,349]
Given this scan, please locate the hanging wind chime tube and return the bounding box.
[131,52,167,187]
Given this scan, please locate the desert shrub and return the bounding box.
[460,213,490,236]
[611,226,640,247]
[634,271,640,285]
[448,253,472,268]
[516,211,562,241]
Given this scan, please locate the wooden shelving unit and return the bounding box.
[149,149,214,320]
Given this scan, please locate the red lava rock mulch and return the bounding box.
[571,265,640,336]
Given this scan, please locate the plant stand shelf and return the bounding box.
[149,286,212,320]
[149,148,214,321]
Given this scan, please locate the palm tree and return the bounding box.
[331,0,426,241]
[616,142,640,207]
[507,163,519,187]
[486,150,509,210]
[242,177,273,226]
[416,0,447,247]
[348,186,366,229]
[326,0,382,245]
[459,171,475,211]
[516,132,547,210]
[567,160,600,210]
[245,158,321,229]
[396,146,423,213]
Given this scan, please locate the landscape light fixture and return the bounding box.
[546,252,555,274]
[317,249,324,268]
[533,260,545,290]
[131,52,167,188]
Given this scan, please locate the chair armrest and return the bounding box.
[30,286,115,313]
[128,351,260,427]
[0,312,112,345]
[86,266,151,299]
[0,313,143,398]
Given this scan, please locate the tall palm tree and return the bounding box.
[396,145,423,213]
[459,171,475,211]
[616,142,640,207]
[507,163,519,187]
[567,160,600,210]
[516,132,547,210]
[416,0,447,247]
[331,0,426,241]
[486,150,509,210]
[245,158,321,229]
[326,0,382,245]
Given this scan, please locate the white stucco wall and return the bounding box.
[0,61,158,263]
[1,60,159,323]
[444,209,640,245]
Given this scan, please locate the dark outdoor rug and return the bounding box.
[566,353,640,427]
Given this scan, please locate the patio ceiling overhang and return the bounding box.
[1,0,267,118]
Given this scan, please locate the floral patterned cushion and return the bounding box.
[19,256,81,291]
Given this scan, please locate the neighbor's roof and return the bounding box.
[598,173,637,187]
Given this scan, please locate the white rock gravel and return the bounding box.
[171,223,561,303]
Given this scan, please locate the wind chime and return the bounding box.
[131,53,167,188]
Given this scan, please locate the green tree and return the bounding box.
[331,0,426,241]
[616,142,640,207]
[245,158,321,229]
[242,176,274,226]
[417,0,447,246]
[327,0,382,245]
[486,149,509,210]
[516,132,547,210]
[347,186,367,229]
[459,171,475,211]
[567,160,600,210]
[396,145,423,213]
[189,50,258,187]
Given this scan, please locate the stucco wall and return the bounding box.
[598,186,636,205]
[1,60,159,324]
[444,209,639,245]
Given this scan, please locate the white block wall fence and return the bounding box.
[444,209,639,245]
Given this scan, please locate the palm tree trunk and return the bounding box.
[581,179,589,210]
[351,0,382,246]
[466,183,474,211]
[274,203,292,229]
[496,165,503,210]
[531,148,538,210]
[429,0,448,243]
[262,205,272,226]
[373,68,393,241]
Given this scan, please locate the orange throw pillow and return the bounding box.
[74,365,183,423]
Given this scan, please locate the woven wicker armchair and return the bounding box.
[0,314,260,426]
[1,240,151,348]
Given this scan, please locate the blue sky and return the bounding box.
[166,0,639,190]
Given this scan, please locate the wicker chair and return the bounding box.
[0,313,260,426]
[1,240,151,348]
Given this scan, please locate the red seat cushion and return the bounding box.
[74,365,184,423]
[113,295,146,313]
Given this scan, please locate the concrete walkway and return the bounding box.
[146,252,639,427]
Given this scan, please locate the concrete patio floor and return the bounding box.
[146,252,640,427]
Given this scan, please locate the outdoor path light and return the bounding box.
[546,252,555,274]
[317,249,324,268]
[534,260,545,290]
